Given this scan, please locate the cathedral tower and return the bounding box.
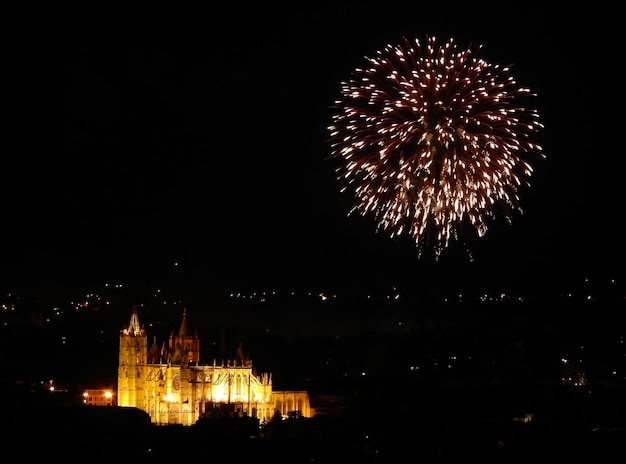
[168,307,200,365]
[117,305,148,411]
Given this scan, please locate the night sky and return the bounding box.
[4,3,624,302]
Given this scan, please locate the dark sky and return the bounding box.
[4,3,624,300]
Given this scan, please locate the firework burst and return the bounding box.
[328,36,544,258]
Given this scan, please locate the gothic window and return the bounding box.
[235,374,243,395]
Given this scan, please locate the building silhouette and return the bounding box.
[117,307,311,425]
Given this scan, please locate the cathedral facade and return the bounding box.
[117,307,312,426]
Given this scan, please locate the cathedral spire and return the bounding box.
[178,307,189,337]
[127,305,142,336]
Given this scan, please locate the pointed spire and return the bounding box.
[148,336,160,363]
[178,308,188,337]
[128,305,141,336]
[161,341,168,361]
[236,341,246,364]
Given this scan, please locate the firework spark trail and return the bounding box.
[328,36,545,258]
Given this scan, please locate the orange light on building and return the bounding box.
[82,389,116,406]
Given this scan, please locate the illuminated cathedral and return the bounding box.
[117,307,312,426]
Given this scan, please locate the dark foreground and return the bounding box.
[6,384,625,463]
